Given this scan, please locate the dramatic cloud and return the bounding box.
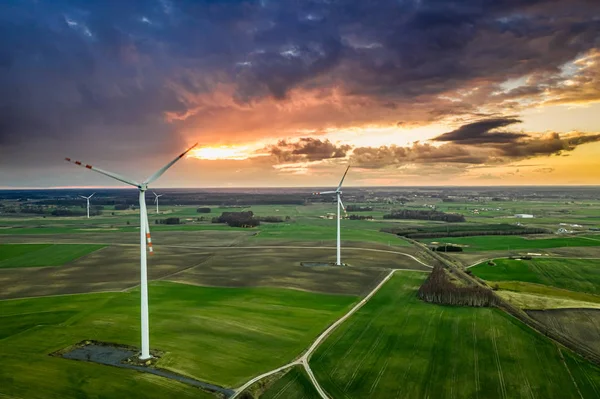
[266,138,352,163]
[0,0,599,186]
[433,117,527,144]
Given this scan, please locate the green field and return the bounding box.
[0,243,105,268]
[0,282,357,398]
[420,235,600,252]
[258,366,319,399]
[471,258,600,296]
[310,271,600,398]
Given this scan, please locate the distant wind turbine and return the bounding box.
[153,192,163,214]
[65,143,198,360]
[312,165,351,266]
[78,193,95,219]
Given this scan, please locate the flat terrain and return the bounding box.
[0,246,214,299]
[527,308,600,359]
[0,242,426,299]
[258,366,320,399]
[0,243,105,268]
[0,281,357,397]
[311,271,600,399]
[470,258,600,296]
[420,235,600,252]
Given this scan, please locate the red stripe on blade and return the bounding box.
[75,161,82,165]
[65,158,71,161]
[85,165,92,169]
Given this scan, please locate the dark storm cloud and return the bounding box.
[433,117,527,144]
[1,0,600,175]
[267,138,351,163]
[348,129,600,169]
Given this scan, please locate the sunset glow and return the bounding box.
[191,146,255,161]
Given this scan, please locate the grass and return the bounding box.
[0,243,105,268]
[0,281,357,396]
[253,220,410,246]
[470,258,600,296]
[259,366,320,399]
[420,235,600,251]
[310,271,600,398]
[497,290,600,310]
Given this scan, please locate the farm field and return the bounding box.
[470,258,600,296]
[0,242,426,299]
[310,271,600,399]
[257,366,320,399]
[527,308,600,358]
[0,281,358,398]
[420,235,600,252]
[0,243,105,268]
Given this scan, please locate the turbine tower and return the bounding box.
[312,165,350,266]
[153,192,163,214]
[78,193,95,219]
[65,143,197,360]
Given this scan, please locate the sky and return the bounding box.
[0,0,599,188]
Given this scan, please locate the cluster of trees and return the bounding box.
[431,245,463,252]
[114,204,131,210]
[348,214,373,220]
[418,266,499,307]
[212,211,260,227]
[383,209,466,222]
[382,227,548,239]
[196,207,211,213]
[51,209,91,217]
[346,205,373,212]
[258,216,284,223]
[155,217,181,225]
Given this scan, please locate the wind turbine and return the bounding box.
[65,143,198,360]
[312,165,350,266]
[152,192,163,214]
[78,193,95,218]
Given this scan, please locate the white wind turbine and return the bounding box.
[79,193,95,218]
[65,143,198,360]
[312,165,350,266]
[152,192,163,214]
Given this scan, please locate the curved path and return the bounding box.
[231,268,406,399]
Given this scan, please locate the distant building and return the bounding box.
[515,214,534,218]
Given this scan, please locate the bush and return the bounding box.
[434,245,463,252]
[196,207,211,213]
[114,204,130,210]
[156,217,181,225]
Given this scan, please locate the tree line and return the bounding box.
[383,209,466,222]
[417,266,499,307]
[381,227,548,239]
[346,205,373,212]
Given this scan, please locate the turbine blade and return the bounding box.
[339,196,346,212]
[313,190,336,195]
[65,158,139,187]
[337,165,351,191]
[143,199,154,255]
[144,143,198,185]
[78,196,87,199]
[89,193,95,199]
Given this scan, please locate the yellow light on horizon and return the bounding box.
[191,146,254,160]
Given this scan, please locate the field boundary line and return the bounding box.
[232,268,422,398]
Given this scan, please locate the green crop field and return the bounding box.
[310,271,600,399]
[420,235,600,251]
[0,243,105,268]
[0,281,357,398]
[258,366,320,399]
[470,258,600,296]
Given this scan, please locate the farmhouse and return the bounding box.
[515,214,534,218]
